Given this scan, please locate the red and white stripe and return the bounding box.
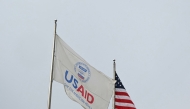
[115,88,136,109]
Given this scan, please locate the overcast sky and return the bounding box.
[1,0,190,109]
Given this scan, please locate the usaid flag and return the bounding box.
[53,35,115,109]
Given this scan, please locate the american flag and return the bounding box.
[115,72,136,109]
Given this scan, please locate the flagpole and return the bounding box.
[113,59,116,109]
[47,20,57,109]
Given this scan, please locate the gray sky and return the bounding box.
[1,0,190,109]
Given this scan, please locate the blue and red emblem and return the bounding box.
[74,62,91,83]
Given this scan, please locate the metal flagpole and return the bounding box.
[113,59,116,109]
[47,20,57,109]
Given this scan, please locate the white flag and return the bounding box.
[53,34,115,109]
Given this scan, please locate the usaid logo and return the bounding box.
[74,62,91,83]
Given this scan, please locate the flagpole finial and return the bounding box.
[113,59,116,62]
[54,19,57,34]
